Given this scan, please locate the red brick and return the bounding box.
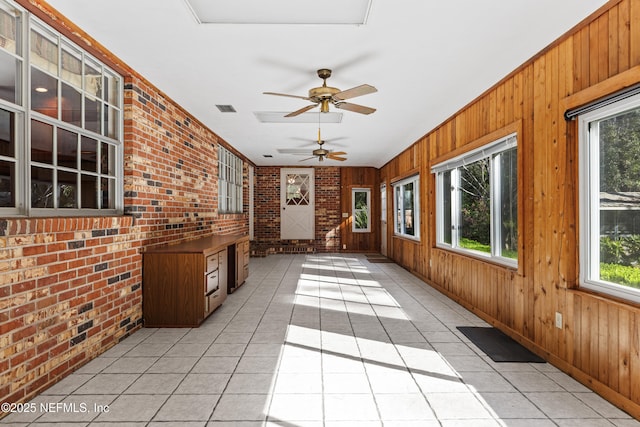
[0,319,24,335]
[10,348,35,367]
[49,342,69,358]
[37,253,58,265]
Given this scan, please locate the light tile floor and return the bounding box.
[3,253,639,426]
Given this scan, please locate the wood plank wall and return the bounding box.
[340,167,380,252]
[380,0,640,417]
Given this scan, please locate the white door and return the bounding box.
[380,182,387,256]
[281,168,315,240]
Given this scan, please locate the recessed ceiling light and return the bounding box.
[185,0,372,25]
[35,87,48,93]
[254,112,342,123]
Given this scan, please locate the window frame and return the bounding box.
[380,182,387,222]
[218,145,243,214]
[0,0,124,217]
[393,174,420,241]
[352,187,371,233]
[578,92,640,304]
[433,133,518,267]
[0,105,24,213]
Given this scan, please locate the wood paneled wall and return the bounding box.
[380,0,640,417]
[340,167,380,252]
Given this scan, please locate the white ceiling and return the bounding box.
[45,0,608,168]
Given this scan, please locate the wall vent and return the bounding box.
[216,104,237,113]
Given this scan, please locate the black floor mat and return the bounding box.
[457,326,545,363]
[365,254,394,263]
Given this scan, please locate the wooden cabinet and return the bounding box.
[204,248,227,318]
[232,238,250,293]
[142,234,248,327]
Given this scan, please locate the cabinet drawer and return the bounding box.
[206,253,218,273]
[205,270,219,296]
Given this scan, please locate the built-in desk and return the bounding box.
[142,234,250,327]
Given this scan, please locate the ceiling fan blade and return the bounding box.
[263,91,311,101]
[334,102,376,115]
[299,156,316,162]
[326,136,348,143]
[333,84,377,101]
[329,151,347,156]
[290,136,315,143]
[277,148,313,155]
[285,104,318,117]
[327,154,347,161]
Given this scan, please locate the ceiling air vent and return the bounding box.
[216,104,237,113]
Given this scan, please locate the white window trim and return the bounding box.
[0,1,124,217]
[578,92,640,304]
[432,133,518,268]
[218,145,243,214]
[393,174,420,241]
[380,183,387,222]
[435,169,452,246]
[352,187,371,233]
[0,106,25,215]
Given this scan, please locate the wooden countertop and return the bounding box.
[143,234,249,255]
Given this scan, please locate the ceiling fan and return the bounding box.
[264,68,377,117]
[299,129,347,162]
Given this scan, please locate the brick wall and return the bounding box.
[124,75,248,246]
[315,167,342,252]
[1,37,249,409]
[0,217,141,404]
[254,166,341,253]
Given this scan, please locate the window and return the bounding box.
[380,183,386,222]
[218,145,243,213]
[0,0,123,216]
[433,134,518,266]
[352,188,371,232]
[579,93,640,303]
[393,175,419,240]
[0,0,22,106]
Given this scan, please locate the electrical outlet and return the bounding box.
[555,312,563,329]
[342,244,346,250]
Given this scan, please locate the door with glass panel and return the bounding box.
[281,168,314,240]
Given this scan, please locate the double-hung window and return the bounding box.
[393,175,419,240]
[0,0,123,216]
[218,146,243,213]
[433,134,518,266]
[578,93,640,303]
